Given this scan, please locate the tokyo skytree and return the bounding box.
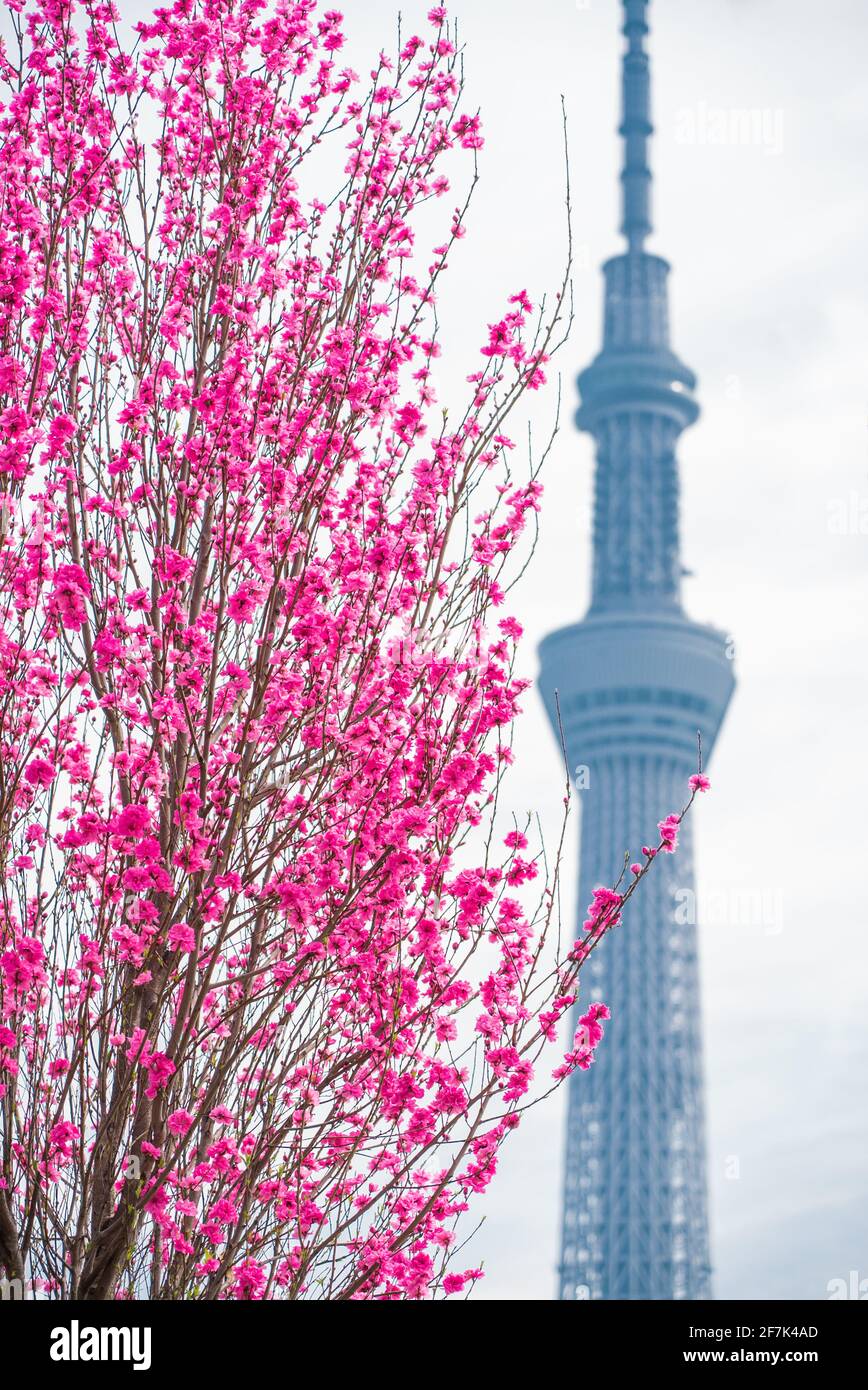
[538,0,735,1300]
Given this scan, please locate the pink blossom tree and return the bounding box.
[0,0,703,1299]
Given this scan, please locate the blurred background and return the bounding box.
[346,0,868,1300]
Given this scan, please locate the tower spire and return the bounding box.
[575,0,699,614]
[620,0,653,252]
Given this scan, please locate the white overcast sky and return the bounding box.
[344,0,868,1301]
[116,0,868,1299]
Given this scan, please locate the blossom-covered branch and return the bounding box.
[0,0,703,1300]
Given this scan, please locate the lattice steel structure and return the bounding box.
[538,0,735,1300]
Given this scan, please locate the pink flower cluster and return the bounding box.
[553,1003,611,1080]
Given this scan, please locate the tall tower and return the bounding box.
[538,0,734,1300]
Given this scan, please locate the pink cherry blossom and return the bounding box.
[167,922,196,953]
[0,0,705,1303]
[114,804,152,837]
[167,1110,195,1137]
[658,813,681,853]
[24,758,56,789]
